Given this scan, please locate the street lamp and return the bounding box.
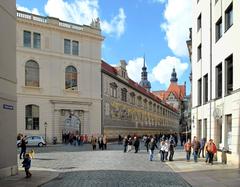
[44,122,47,143]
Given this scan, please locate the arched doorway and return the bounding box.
[64,115,81,135]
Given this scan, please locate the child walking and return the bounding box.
[22,153,32,178]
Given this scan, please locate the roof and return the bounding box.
[101,60,178,113]
[153,82,186,102]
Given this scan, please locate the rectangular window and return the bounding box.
[33,32,41,49]
[64,39,71,54]
[197,44,202,61]
[203,119,207,138]
[216,63,222,98]
[226,114,232,149]
[203,74,208,103]
[225,3,233,31]
[218,118,222,144]
[24,31,31,48]
[72,40,79,56]
[198,78,202,105]
[197,14,201,31]
[225,55,233,95]
[198,119,202,139]
[215,17,222,42]
[121,89,127,102]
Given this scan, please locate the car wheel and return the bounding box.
[38,142,43,147]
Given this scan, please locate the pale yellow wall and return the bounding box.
[16,11,103,142]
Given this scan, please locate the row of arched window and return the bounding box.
[25,60,77,90]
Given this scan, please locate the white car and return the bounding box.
[17,136,46,147]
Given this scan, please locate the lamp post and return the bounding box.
[44,122,47,143]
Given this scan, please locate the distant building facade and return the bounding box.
[0,0,18,177]
[192,0,240,166]
[16,11,103,142]
[102,60,179,138]
[153,68,189,134]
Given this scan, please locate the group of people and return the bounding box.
[184,136,217,164]
[62,132,88,146]
[122,134,177,162]
[122,134,218,165]
[123,136,140,153]
[91,135,108,150]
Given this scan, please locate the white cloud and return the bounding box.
[44,0,126,38]
[16,4,40,15]
[101,8,126,38]
[161,0,192,57]
[126,57,145,83]
[45,0,98,25]
[151,56,188,87]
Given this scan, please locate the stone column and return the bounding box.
[231,96,240,166]
[53,109,61,142]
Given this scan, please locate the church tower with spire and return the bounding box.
[170,68,178,83]
[139,56,151,91]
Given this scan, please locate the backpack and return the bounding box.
[212,143,217,154]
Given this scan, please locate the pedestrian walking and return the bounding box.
[205,139,217,165]
[123,136,128,153]
[133,136,140,153]
[20,135,28,159]
[169,139,175,161]
[145,136,150,152]
[184,139,192,161]
[91,136,97,150]
[160,139,166,162]
[22,153,32,178]
[127,137,132,152]
[149,138,158,161]
[199,137,206,158]
[191,136,200,162]
[103,135,107,150]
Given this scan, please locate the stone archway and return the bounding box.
[63,114,81,134]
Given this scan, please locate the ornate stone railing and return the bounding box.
[17,10,47,23]
[17,10,84,31]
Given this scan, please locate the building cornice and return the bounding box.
[17,10,104,42]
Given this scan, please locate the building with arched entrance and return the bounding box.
[16,11,104,142]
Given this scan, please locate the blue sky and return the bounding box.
[16,0,192,95]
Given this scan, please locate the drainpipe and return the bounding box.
[209,0,213,138]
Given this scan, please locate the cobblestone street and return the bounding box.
[5,143,238,187]
[17,143,190,187]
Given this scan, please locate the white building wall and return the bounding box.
[192,0,240,167]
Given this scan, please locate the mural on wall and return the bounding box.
[108,101,166,127]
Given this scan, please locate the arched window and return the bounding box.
[25,105,39,130]
[65,66,77,90]
[25,60,39,87]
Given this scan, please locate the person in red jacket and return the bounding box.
[205,139,217,165]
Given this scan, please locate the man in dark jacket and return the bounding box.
[191,136,200,162]
[20,136,28,159]
[133,137,140,153]
[123,136,128,153]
